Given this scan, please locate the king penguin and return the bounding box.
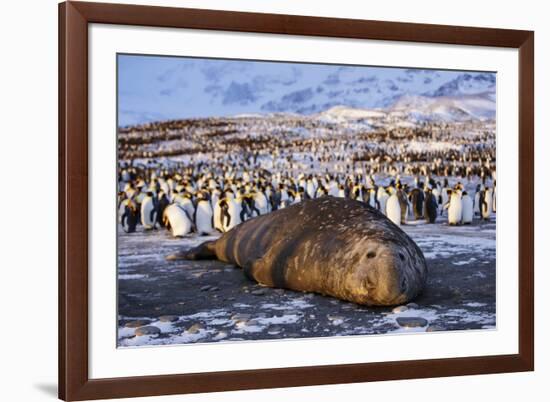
[461,191,474,224]
[156,190,170,228]
[162,204,192,237]
[386,188,401,226]
[377,186,389,215]
[195,192,214,235]
[120,198,139,233]
[252,188,270,215]
[328,178,339,197]
[474,184,482,217]
[409,185,425,220]
[447,190,463,225]
[482,187,493,221]
[224,196,242,232]
[396,185,409,224]
[140,191,157,230]
[337,184,346,198]
[253,189,270,215]
[424,188,438,224]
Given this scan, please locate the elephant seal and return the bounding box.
[167,197,427,306]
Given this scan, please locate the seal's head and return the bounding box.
[343,239,427,306]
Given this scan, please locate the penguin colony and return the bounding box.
[118,115,496,236]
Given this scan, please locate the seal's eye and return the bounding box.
[399,252,405,261]
[367,251,376,259]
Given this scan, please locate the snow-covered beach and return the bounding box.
[117,214,495,347]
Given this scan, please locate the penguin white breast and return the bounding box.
[164,205,192,237]
[461,196,473,222]
[386,195,401,226]
[140,197,156,228]
[448,195,463,224]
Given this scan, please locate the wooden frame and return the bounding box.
[59,1,534,400]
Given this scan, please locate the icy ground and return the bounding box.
[117,216,496,347]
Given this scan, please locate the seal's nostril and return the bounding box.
[367,251,376,258]
[399,252,405,261]
[366,269,378,288]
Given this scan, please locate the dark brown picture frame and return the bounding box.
[59,1,534,400]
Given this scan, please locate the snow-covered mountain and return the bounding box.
[118,55,496,126]
[316,92,494,125]
[319,105,387,122]
[390,93,496,122]
[424,72,496,97]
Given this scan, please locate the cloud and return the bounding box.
[222,82,258,105]
[157,61,196,83]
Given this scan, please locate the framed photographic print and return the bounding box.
[59,1,534,400]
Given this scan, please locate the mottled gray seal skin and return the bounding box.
[167,197,428,306]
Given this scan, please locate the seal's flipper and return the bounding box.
[243,256,278,287]
[241,235,290,288]
[243,257,268,285]
[166,240,217,261]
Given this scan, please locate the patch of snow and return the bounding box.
[453,258,477,266]
[119,274,148,280]
[181,309,229,320]
[119,334,158,347]
[232,303,252,308]
[257,314,301,325]
[149,320,178,333]
[118,326,136,338]
[465,302,487,308]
